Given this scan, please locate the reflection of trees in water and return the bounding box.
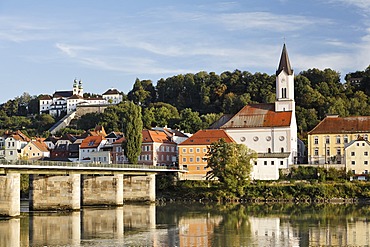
[212,204,252,246]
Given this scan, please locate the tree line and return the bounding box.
[1,66,370,141]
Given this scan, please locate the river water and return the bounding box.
[1,201,370,246]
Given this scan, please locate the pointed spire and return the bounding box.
[276,43,293,76]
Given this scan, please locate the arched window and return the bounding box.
[268,148,271,153]
[281,148,284,153]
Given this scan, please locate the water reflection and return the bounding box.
[1,203,370,246]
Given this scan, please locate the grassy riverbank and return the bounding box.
[157,179,370,203]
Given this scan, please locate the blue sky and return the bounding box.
[0,0,370,104]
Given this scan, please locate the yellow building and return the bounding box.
[345,137,370,177]
[308,115,370,165]
[178,129,235,180]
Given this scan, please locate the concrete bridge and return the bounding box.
[0,161,185,217]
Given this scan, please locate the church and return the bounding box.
[216,44,298,180]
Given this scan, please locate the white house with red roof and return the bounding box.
[102,88,123,104]
[217,44,298,180]
[4,130,31,161]
[79,135,110,163]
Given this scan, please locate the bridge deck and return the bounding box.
[0,161,186,175]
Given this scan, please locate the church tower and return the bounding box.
[275,44,295,112]
[73,79,78,95]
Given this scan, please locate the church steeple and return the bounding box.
[276,43,293,76]
[275,44,295,112]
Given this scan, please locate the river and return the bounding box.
[0,201,370,246]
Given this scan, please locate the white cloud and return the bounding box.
[334,0,370,10]
[218,12,332,32]
[55,43,97,57]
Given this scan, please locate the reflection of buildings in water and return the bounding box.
[250,217,300,247]
[29,211,81,246]
[123,204,156,229]
[178,214,223,247]
[0,218,20,247]
[309,218,370,246]
[82,207,124,240]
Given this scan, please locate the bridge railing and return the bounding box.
[0,159,185,170]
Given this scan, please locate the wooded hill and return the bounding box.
[1,66,370,142]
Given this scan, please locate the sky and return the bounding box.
[0,0,370,104]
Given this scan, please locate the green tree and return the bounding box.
[175,108,203,133]
[122,101,143,164]
[206,139,257,197]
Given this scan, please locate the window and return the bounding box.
[196,166,200,170]
[352,161,356,165]
[254,162,257,166]
[351,152,355,156]
[365,161,368,165]
[314,136,319,145]
[189,148,193,153]
[203,148,207,153]
[325,136,330,144]
[189,157,193,162]
[182,148,186,153]
[352,170,356,174]
[326,149,330,156]
[182,157,186,162]
[268,148,271,153]
[271,161,274,165]
[336,136,341,144]
[196,157,200,162]
[314,149,319,156]
[281,148,284,153]
[365,134,368,141]
[365,170,369,174]
[337,148,341,155]
[365,152,369,156]
[196,148,200,153]
[264,161,267,165]
[280,161,284,166]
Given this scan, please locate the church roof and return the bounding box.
[53,90,73,98]
[308,115,370,135]
[220,103,292,129]
[276,43,293,76]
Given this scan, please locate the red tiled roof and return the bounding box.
[103,88,121,95]
[142,130,174,144]
[39,95,52,100]
[32,141,49,152]
[68,94,83,99]
[220,103,292,128]
[179,129,235,145]
[80,136,105,148]
[113,137,126,145]
[309,115,370,134]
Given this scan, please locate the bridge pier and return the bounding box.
[123,174,156,202]
[0,173,20,217]
[29,174,81,211]
[82,174,123,206]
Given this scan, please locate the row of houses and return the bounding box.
[0,126,189,167]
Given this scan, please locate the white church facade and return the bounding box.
[218,44,298,180]
[39,79,123,117]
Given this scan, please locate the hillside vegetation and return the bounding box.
[1,66,370,142]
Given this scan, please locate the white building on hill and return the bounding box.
[39,79,123,117]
